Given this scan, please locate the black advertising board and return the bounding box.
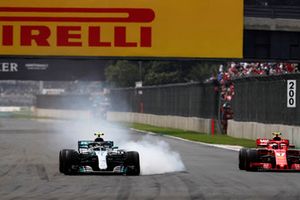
[0,57,106,81]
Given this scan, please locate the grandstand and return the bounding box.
[0,81,103,106]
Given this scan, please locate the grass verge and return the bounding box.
[124,123,256,148]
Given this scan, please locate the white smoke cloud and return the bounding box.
[53,118,185,175]
[121,135,185,175]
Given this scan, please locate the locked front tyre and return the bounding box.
[245,149,258,171]
[59,149,80,175]
[239,148,247,170]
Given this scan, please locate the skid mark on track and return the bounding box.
[0,164,17,177]
[151,176,162,199]
[12,185,22,192]
[23,164,49,181]
[35,164,49,181]
[177,174,206,200]
[52,171,61,177]
[116,178,132,200]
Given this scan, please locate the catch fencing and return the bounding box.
[110,82,218,119]
[232,73,300,126]
[110,73,300,127]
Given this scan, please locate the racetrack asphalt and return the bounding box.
[1,118,300,200]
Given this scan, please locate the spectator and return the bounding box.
[216,61,299,133]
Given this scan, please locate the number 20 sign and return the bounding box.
[287,80,296,108]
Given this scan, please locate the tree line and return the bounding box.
[105,60,221,87]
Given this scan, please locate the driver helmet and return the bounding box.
[94,132,104,142]
[272,132,282,141]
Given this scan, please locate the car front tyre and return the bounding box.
[239,148,247,170]
[59,149,79,175]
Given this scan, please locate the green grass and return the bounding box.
[124,123,256,148]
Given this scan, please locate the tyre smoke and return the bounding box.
[121,135,185,175]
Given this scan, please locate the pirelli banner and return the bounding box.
[0,0,243,58]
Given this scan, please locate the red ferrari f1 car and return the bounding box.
[239,132,300,171]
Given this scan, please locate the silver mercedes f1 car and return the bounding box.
[59,133,140,175]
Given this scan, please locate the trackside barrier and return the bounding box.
[228,120,300,148]
[107,111,212,134]
[34,108,91,119]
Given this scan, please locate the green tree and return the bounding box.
[188,62,220,82]
[104,60,222,87]
[144,61,192,85]
[105,60,140,87]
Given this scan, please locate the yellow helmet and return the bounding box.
[94,132,104,137]
[272,132,282,137]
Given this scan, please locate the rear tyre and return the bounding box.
[125,151,140,176]
[59,149,80,175]
[239,148,247,170]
